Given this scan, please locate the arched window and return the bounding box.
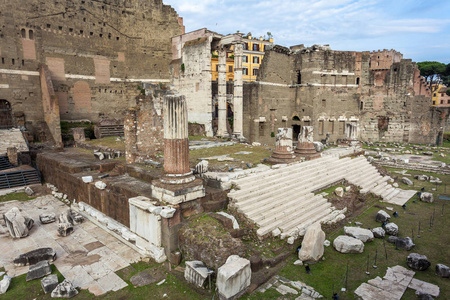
[28,30,34,40]
[21,29,26,38]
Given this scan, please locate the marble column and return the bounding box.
[217,48,227,137]
[152,95,205,205]
[294,126,320,160]
[233,42,244,138]
[268,128,296,164]
[161,95,194,184]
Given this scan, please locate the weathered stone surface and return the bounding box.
[334,187,344,197]
[402,177,413,186]
[298,222,325,262]
[26,260,52,281]
[387,237,415,250]
[276,284,298,295]
[409,278,439,297]
[94,152,105,160]
[81,176,93,183]
[51,279,78,298]
[25,186,34,196]
[217,255,251,300]
[375,210,390,223]
[194,160,209,174]
[58,209,84,225]
[40,213,56,224]
[420,192,434,203]
[344,226,374,243]
[313,142,324,152]
[159,207,176,219]
[333,235,364,254]
[41,274,59,294]
[14,247,57,266]
[3,207,34,238]
[179,216,245,270]
[57,223,73,237]
[372,227,385,238]
[407,253,431,271]
[385,223,398,236]
[416,291,434,300]
[94,181,107,190]
[435,264,450,278]
[130,269,160,287]
[184,260,210,288]
[0,275,11,294]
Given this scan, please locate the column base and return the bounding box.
[151,178,205,205]
[294,142,321,160]
[267,150,298,164]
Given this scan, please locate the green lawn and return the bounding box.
[0,192,36,203]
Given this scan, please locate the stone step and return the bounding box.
[356,172,385,189]
[232,158,351,206]
[252,193,324,226]
[384,188,401,202]
[231,156,338,191]
[380,186,396,199]
[370,181,389,196]
[279,201,333,234]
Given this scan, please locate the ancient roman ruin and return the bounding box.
[0,0,449,299]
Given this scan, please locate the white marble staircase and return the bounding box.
[228,155,416,238]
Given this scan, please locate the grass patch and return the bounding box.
[0,192,36,202]
[276,193,450,299]
[189,144,272,171]
[84,137,125,151]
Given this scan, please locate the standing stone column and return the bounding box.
[233,42,244,139]
[161,95,194,184]
[294,126,320,160]
[124,108,138,164]
[217,48,227,137]
[268,128,296,164]
[152,95,205,205]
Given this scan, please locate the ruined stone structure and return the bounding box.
[243,45,446,145]
[124,92,165,164]
[268,127,296,164]
[0,0,183,142]
[295,126,320,160]
[171,29,244,138]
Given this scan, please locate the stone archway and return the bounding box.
[0,100,13,129]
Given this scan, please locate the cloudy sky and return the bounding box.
[164,0,450,63]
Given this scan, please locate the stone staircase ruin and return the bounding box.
[228,155,417,239]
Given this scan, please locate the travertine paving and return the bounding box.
[0,195,142,295]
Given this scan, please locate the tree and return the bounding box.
[417,61,447,92]
[267,32,273,40]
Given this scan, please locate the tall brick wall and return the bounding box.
[0,0,183,139]
[243,46,442,145]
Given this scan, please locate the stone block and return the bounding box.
[298,222,325,262]
[14,247,57,266]
[375,210,390,223]
[402,177,413,185]
[25,186,34,196]
[333,235,364,253]
[57,223,74,237]
[194,160,208,174]
[409,278,439,297]
[334,187,344,197]
[217,255,251,300]
[435,264,450,278]
[372,227,385,238]
[95,181,107,190]
[0,275,11,294]
[3,206,34,238]
[344,226,374,243]
[420,192,434,203]
[407,253,431,271]
[26,260,52,281]
[41,274,59,294]
[40,213,56,224]
[51,279,78,298]
[184,260,210,288]
[82,176,93,183]
[385,222,398,236]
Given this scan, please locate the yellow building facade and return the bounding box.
[211,34,274,82]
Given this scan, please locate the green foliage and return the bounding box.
[60,121,95,142]
[271,131,275,137]
[0,192,36,202]
[417,61,448,90]
[180,63,185,72]
[447,89,450,96]
[229,54,234,60]
[137,85,145,95]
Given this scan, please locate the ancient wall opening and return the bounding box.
[0,100,13,129]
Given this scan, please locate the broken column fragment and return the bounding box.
[14,247,57,266]
[268,128,297,164]
[151,95,205,204]
[3,207,34,238]
[294,126,320,160]
[184,260,211,288]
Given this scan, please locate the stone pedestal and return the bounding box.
[7,147,18,165]
[268,128,297,164]
[151,95,205,205]
[294,126,320,160]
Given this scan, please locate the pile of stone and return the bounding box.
[57,209,84,237]
[414,174,442,184]
[46,183,72,206]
